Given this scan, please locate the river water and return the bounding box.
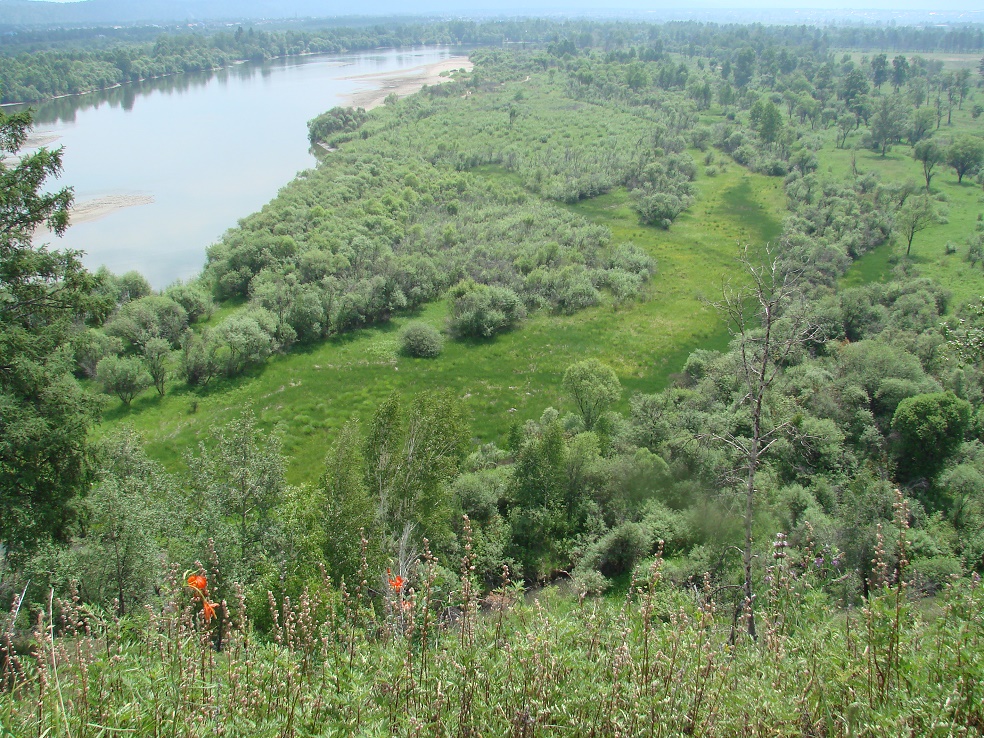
[17,47,463,287]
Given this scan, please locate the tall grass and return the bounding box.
[3,524,982,737]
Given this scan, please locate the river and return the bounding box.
[16,46,467,288]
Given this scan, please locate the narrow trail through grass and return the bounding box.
[99,163,784,485]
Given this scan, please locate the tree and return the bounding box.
[870,53,888,89]
[315,420,376,585]
[562,359,621,431]
[142,336,172,395]
[71,431,168,616]
[908,107,937,145]
[508,420,567,579]
[757,101,783,146]
[1,109,103,556]
[946,136,984,184]
[97,355,152,405]
[913,139,946,191]
[841,68,869,110]
[891,54,909,91]
[214,309,276,376]
[836,114,856,149]
[892,392,971,487]
[869,94,908,156]
[187,411,287,589]
[363,392,468,554]
[896,195,946,256]
[732,48,755,89]
[706,246,821,640]
[181,327,222,387]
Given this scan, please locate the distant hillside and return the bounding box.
[1,0,981,28]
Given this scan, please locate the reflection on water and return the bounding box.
[24,53,408,126]
[19,47,462,287]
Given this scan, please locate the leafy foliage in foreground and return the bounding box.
[0,109,104,556]
[2,541,982,737]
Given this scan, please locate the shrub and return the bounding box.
[400,322,444,358]
[96,355,152,405]
[448,281,526,338]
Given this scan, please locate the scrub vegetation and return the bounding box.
[3,16,984,736]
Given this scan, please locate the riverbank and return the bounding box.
[341,56,473,110]
[69,194,155,225]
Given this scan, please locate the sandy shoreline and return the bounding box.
[69,194,155,225]
[23,131,62,149]
[33,194,154,241]
[341,56,473,111]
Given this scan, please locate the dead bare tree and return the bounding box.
[706,245,823,641]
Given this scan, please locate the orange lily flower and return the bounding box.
[186,573,208,593]
[387,568,405,593]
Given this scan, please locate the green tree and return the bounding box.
[562,359,621,430]
[869,94,908,156]
[215,309,276,376]
[836,113,856,148]
[363,392,468,554]
[946,136,984,184]
[96,355,152,405]
[625,62,649,91]
[187,411,287,589]
[181,327,223,387]
[757,100,783,145]
[732,48,755,88]
[508,420,567,579]
[1,110,102,556]
[870,53,888,89]
[892,392,971,485]
[913,139,946,191]
[841,68,869,107]
[891,54,909,91]
[71,431,169,616]
[315,420,376,585]
[908,107,937,146]
[895,195,946,256]
[142,337,172,396]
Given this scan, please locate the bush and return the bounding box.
[400,322,444,358]
[448,281,526,338]
[96,355,152,405]
[580,522,652,578]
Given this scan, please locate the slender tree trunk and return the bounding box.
[743,442,758,641]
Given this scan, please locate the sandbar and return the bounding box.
[341,56,473,111]
[24,131,62,149]
[69,194,155,225]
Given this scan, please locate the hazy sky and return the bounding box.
[21,0,984,17]
[26,0,984,6]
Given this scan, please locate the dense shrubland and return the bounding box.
[53,20,984,401]
[5,16,984,735]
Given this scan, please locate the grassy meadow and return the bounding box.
[98,161,785,485]
[96,50,984,485]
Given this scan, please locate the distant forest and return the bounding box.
[2,18,984,103]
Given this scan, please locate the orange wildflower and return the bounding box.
[184,571,216,624]
[186,573,208,593]
[387,568,405,593]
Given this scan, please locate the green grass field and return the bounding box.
[832,102,984,302]
[98,76,984,486]
[98,161,785,485]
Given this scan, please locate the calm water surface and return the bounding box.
[20,47,461,287]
